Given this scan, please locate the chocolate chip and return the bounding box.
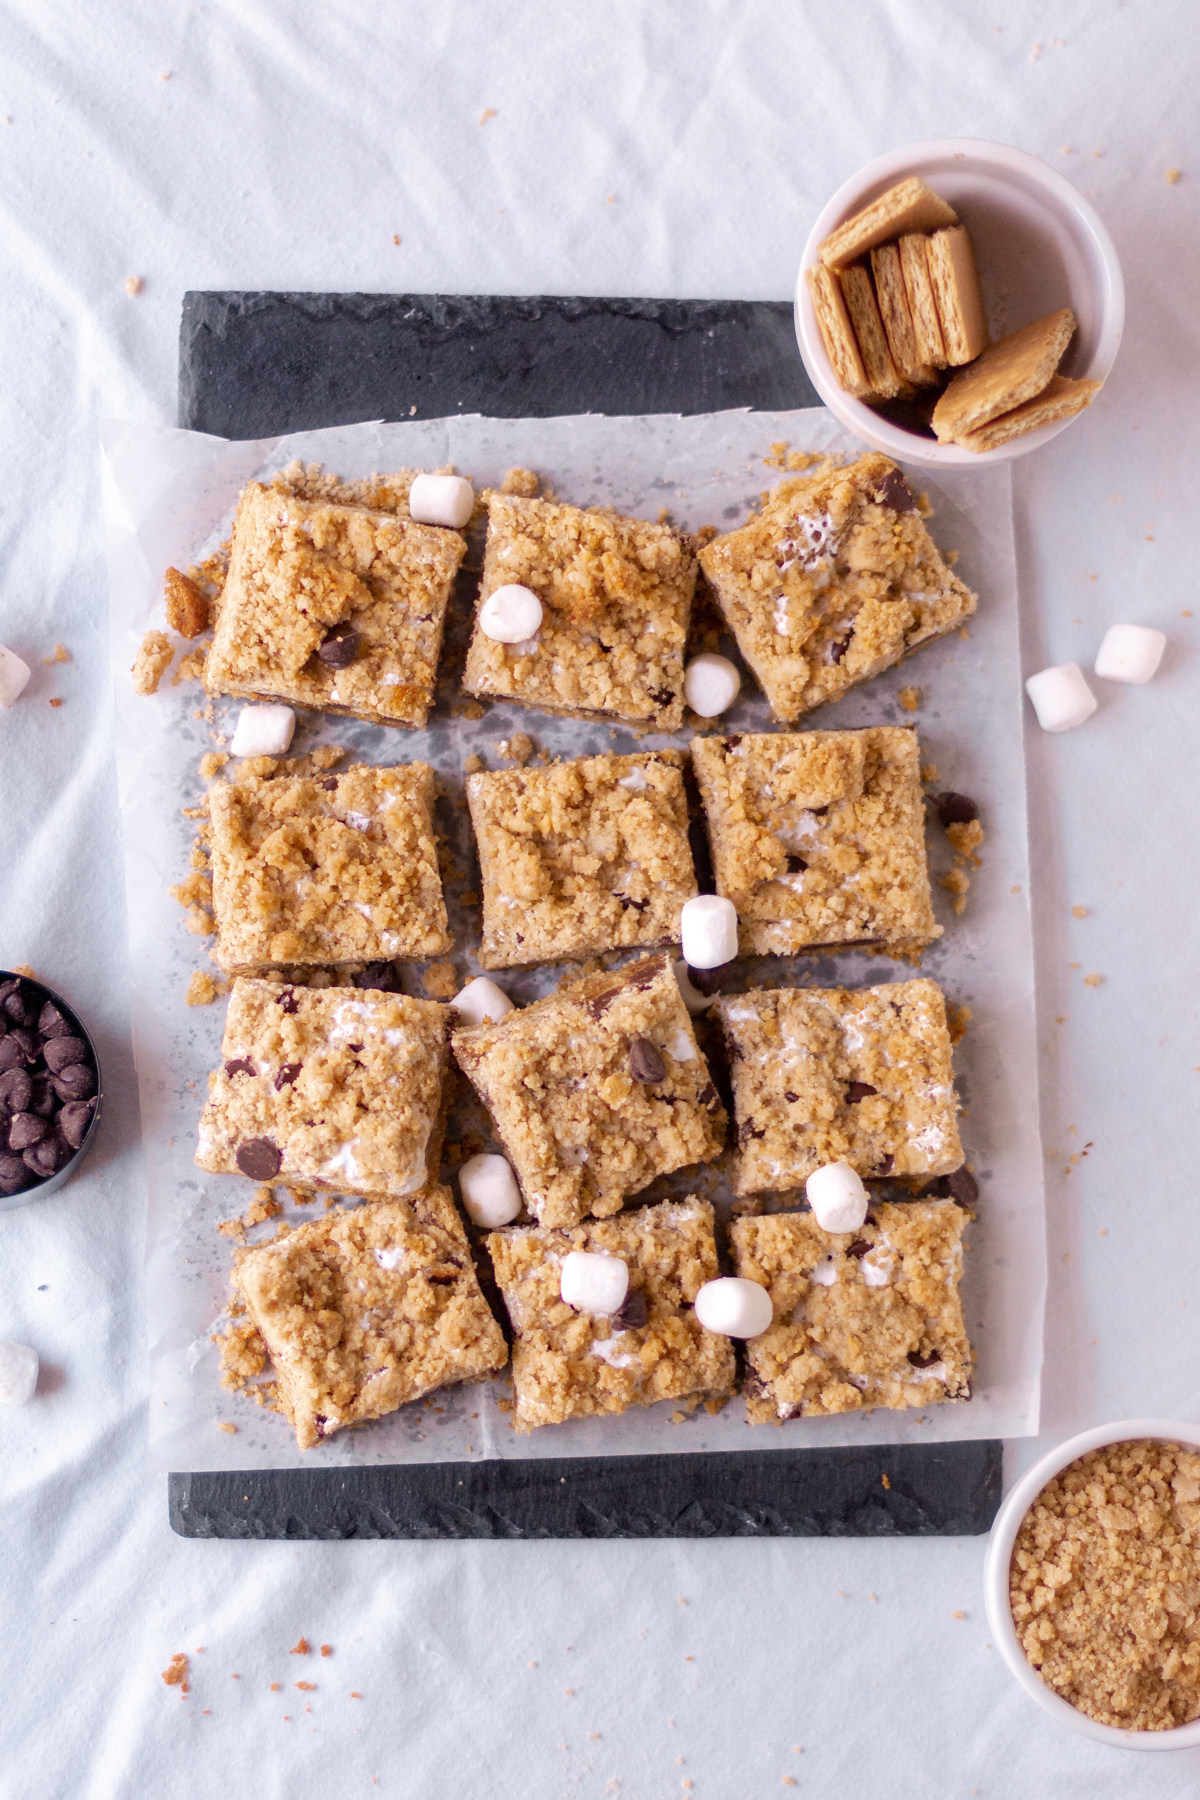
[0,1069,33,1114]
[874,469,916,513]
[618,895,649,911]
[0,979,20,1005]
[808,805,830,817]
[908,1349,941,1369]
[724,735,742,751]
[276,990,300,1015]
[784,1091,799,1104]
[316,622,361,668]
[236,1137,281,1180]
[629,1037,665,1084]
[876,1153,895,1176]
[224,1058,255,1079]
[0,1150,31,1194]
[586,987,622,1021]
[935,792,979,828]
[1,989,28,1026]
[427,1272,458,1286]
[357,964,397,991]
[29,1074,58,1116]
[614,1287,649,1331]
[274,1062,301,1091]
[0,1036,27,1073]
[37,1001,73,1039]
[42,1036,87,1075]
[319,776,339,791]
[828,631,852,665]
[784,855,807,874]
[686,961,730,997]
[59,1099,96,1149]
[24,1134,68,1178]
[9,1028,38,1063]
[943,1167,979,1207]
[697,1082,719,1110]
[739,1120,766,1142]
[845,1081,877,1103]
[9,1112,48,1151]
[51,1064,95,1102]
[846,1239,872,1259]
[650,686,675,708]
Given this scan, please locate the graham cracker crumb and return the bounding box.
[217,1421,237,1434]
[126,276,144,297]
[42,643,70,665]
[454,700,486,721]
[1084,973,1104,988]
[185,969,228,1007]
[165,567,211,639]
[939,867,970,915]
[947,1004,972,1046]
[172,645,208,686]
[479,107,497,127]
[898,685,922,712]
[290,1638,310,1656]
[161,1653,189,1694]
[463,753,485,775]
[920,763,938,783]
[422,960,459,999]
[284,1184,316,1208]
[199,752,229,781]
[49,697,62,708]
[132,630,173,695]
[500,467,539,497]
[320,1644,333,1657]
[947,818,984,864]
[11,964,36,980]
[497,732,535,767]
[1072,905,1088,919]
[1167,167,1182,184]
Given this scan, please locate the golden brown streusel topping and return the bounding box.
[185,969,227,1008]
[1011,1440,1200,1731]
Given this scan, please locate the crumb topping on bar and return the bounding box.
[487,1197,736,1432]
[196,977,449,1199]
[698,453,976,722]
[208,761,450,973]
[731,1200,971,1420]
[235,1186,507,1449]
[453,954,726,1229]
[467,751,697,969]
[714,978,962,1195]
[463,492,696,729]
[692,727,941,957]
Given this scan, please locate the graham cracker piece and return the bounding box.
[869,243,938,387]
[955,373,1101,453]
[838,265,907,401]
[805,264,871,397]
[932,308,1077,442]
[898,235,948,370]
[925,226,988,365]
[818,177,958,271]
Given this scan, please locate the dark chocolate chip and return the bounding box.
[808,805,830,817]
[30,1074,58,1116]
[9,1112,49,1151]
[784,855,807,874]
[845,1081,878,1104]
[357,963,397,992]
[224,1058,255,1079]
[828,632,852,665]
[316,622,361,668]
[427,1272,458,1286]
[697,1082,719,1110]
[236,1137,281,1180]
[739,1120,766,1142]
[51,1064,95,1102]
[650,686,675,708]
[876,1153,895,1176]
[274,1062,301,1091]
[347,1043,363,1055]
[0,1150,31,1194]
[43,1036,87,1075]
[874,469,916,513]
[0,979,20,1005]
[0,1069,33,1114]
[319,776,339,791]
[935,792,979,828]
[686,961,731,997]
[59,1099,96,1149]
[614,1287,649,1331]
[629,1037,665,1084]
[586,987,622,1021]
[908,1348,941,1369]
[37,1001,73,1039]
[724,735,742,751]
[1,991,28,1026]
[0,1036,27,1073]
[276,990,300,1015]
[846,1239,874,1259]
[618,895,649,912]
[784,1091,799,1104]
[943,1167,979,1207]
[24,1134,68,1178]
[10,1028,39,1063]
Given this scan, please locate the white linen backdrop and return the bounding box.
[1,3,1198,1795]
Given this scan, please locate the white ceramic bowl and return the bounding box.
[795,138,1125,468]
[983,1419,1200,1749]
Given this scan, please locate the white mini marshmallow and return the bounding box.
[672,959,711,1016]
[230,703,296,757]
[0,645,32,709]
[1094,623,1166,685]
[684,653,742,718]
[479,584,543,643]
[805,1161,870,1234]
[560,1249,629,1316]
[458,1153,522,1228]
[1024,663,1097,733]
[0,1340,38,1407]
[451,975,514,1029]
[680,894,738,970]
[408,473,475,529]
[693,1276,773,1339]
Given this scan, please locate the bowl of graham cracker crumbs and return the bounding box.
[984,1421,1200,1746]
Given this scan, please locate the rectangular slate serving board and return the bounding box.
[170,289,1003,1540]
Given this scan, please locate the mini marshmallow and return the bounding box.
[0,1340,38,1407]
[479,584,543,644]
[672,959,711,1017]
[560,1249,629,1316]
[680,894,739,970]
[1024,663,1097,733]
[805,1161,869,1234]
[684,653,742,719]
[458,1153,522,1228]
[451,975,514,1029]
[230,703,296,758]
[408,472,475,530]
[1094,623,1166,685]
[0,645,32,710]
[693,1276,773,1339]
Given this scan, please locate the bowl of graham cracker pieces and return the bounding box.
[795,138,1124,468]
[984,1420,1200,1747]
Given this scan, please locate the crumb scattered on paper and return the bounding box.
[126,276,144,297]
[898,685,921,712]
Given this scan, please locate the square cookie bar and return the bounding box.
[206,479,466,729]
[196,978,449,1200]
[487,1197,736,1432]
[697,454,976,722]
[467,751,696,969]
[713,978,962,1196]
[731,1200,972,1420]
[208,761,451,975]
[462,491,696,730]
[452,953,725,1229]
[691,727,941,958]
[235,1186,507,1450]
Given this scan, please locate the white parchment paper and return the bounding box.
[100,408,1045,1472]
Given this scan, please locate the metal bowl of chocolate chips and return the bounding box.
[0,971,102,1212]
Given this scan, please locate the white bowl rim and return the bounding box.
[794,136,1125,469]
[983,1418,1200,1749]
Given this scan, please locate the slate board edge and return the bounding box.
[169,289,1001,1539]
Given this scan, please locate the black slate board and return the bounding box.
[171,289,1002,1540]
